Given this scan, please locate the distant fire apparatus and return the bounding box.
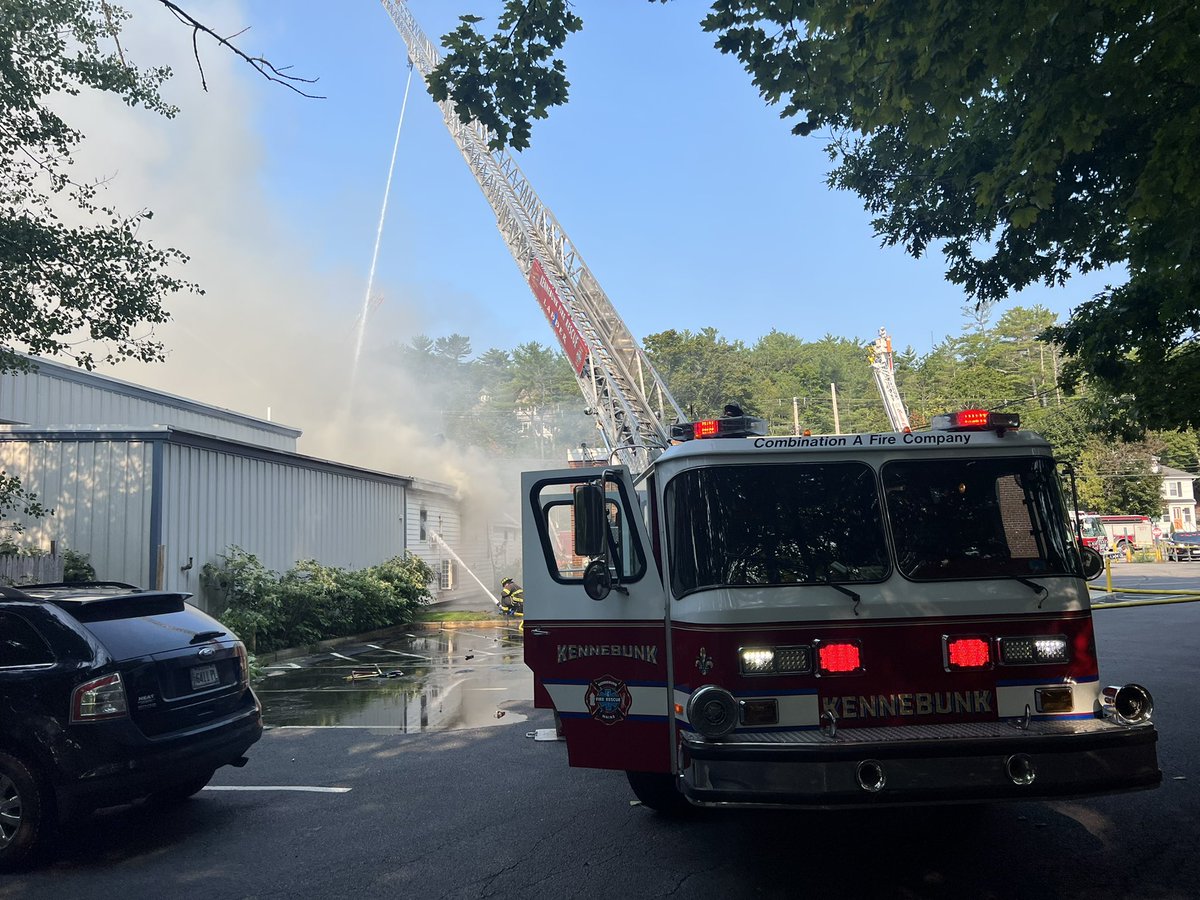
[1095,515,1154,554]
[1071,513,1110,555]
[383,0,1161,809]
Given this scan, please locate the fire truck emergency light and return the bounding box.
[931,409,1021,432]
[945,636,991,669]
[817,641,862,675]
[670,415,769,442]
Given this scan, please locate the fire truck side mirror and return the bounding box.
[582,559,612,601]
[1080,545,1104,581]
[573,482,607,559]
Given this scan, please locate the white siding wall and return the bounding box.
[0,438,153,585]
[161,443,406,606]
[1,359,298,451]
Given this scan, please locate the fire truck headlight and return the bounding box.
[1102,683,1154,725]
[688,686,739,739]
[739,648,775,675]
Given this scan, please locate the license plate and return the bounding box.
[190,663,219,691]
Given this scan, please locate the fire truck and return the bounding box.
[1095,515,1154,554]
[1071,513,1111,555]
[382,0,1161,809]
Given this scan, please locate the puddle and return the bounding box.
[255,625,531,731]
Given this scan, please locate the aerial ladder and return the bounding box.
[380,0,684,476]
[868,327,912,432]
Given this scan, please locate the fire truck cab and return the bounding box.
[521,411,1160,809]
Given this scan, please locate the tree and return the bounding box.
[1076,441,1163,517]
[642,327,755,420]
[1,2,314,531]
[431,1,1200,432]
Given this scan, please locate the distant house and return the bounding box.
[1158,464,1197,533]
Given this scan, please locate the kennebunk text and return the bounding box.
[558,644,659,664]
[822,690,993,719]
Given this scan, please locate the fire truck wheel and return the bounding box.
[625,771,692,815]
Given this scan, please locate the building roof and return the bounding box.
[1159,465,1197,480]
[0,425,412,486]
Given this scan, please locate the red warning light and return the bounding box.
[694,419,720,438]
[947,637,991,669]
[818,642,861,674]
[954,409,991,428]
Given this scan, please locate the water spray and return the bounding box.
[429,531,499,602]
[348,63,416,408]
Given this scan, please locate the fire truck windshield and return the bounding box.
[883,457,1077,580]
[666,462,890,596]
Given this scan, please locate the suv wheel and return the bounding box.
[0,751,55,871]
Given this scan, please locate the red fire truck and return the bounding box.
[522,411,1160,810]
[380,3,1161,812]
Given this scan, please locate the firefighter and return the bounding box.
[498,577,524,619]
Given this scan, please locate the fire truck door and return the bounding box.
[521,468,671,772]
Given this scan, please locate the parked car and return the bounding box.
[0,582,262,870]
[1164,532,1200,561]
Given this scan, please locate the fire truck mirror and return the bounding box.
[1080,545,1104,581]
[573,482,607,558]
[582,559,613,601]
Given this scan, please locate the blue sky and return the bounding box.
[230,0,1113,360]
[68,0,1118,479]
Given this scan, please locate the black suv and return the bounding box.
[0,582,262,869]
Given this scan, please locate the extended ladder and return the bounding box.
[869,328,912,432]
[380,1,684,475]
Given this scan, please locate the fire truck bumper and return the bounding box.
[679,719,1160,807]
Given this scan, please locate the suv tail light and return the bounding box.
[71,672,129,722]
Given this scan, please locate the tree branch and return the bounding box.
[154,0,324,99]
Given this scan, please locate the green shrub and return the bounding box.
[62,549,96,583]
[202,547,434,654]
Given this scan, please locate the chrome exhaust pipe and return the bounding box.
[1102,683,1154,725]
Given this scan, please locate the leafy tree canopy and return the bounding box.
[430,1,1200,432]
[0,0,200,375]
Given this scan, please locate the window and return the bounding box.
[665,462,889,597]
[1185,508,1193,525]
[884,457,1076,580]
[419,507,427,542]
[1170,481,1181,497]
[533,478,647,584]
[439,559,454,590]
[0,613,55,668]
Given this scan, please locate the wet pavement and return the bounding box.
[254,623,533,731]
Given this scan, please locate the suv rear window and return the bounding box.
[0,612,55,667]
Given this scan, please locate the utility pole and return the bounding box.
[792,397,800,436]
[831,383,841,435]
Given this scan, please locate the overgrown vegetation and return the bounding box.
[202,547,435,654]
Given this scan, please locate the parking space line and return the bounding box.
[203,786,352,793]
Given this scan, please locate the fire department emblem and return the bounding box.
[696,648,714,675]
[584,675,632,724]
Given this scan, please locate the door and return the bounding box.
[521,467,671,771]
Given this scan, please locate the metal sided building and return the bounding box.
[0,425,410,612]
[0,355,486,611]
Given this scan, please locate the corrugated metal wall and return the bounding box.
[160,442,407,605]
[0,357,299,451]
[0,438,153,585]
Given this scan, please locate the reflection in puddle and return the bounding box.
[255,625,531,731]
